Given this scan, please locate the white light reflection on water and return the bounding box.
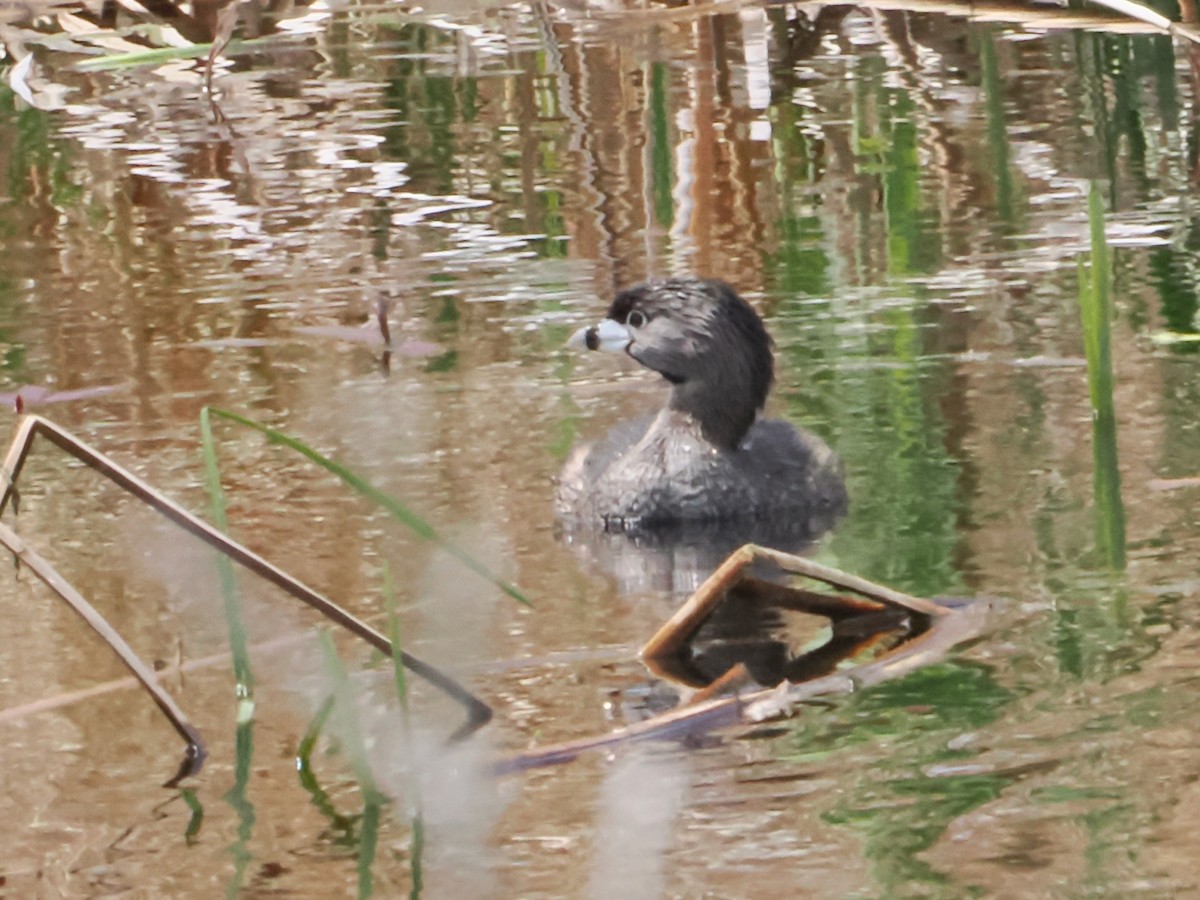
[586,749,690,900]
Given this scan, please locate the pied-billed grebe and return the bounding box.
[556,277,847,532]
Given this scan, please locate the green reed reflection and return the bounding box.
[180,788,205,846]
[979,30,1016,229]
[781,316,965,599]
[769,71,965,596]
[786,663,1014,895]
[1078,184,1126,570]
[319,631,385,900]
[224,715,257,898]
[1150,244,1200,352]
[851,59,940,277]
[0,95,81,212]
[649,62,674,230]
[380,24,476,194]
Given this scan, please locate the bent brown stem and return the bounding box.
[0,415,492,760]
[0,520,205,786]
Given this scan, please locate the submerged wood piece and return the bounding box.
[0,519,205,787]
[499,545,991,775]
[733,575,888,620]
[682,662,753,707]
[494,694,745,775]
[0,415,492,758]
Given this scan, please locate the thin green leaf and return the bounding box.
[296,696,362,845]
[203,407,530,606]
[1149,331,1200,345]
[198,407,254,694]
[318,631,384,900]
[384,566,425,900]
[298,695,336,768]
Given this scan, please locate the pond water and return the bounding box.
[1,1,1199,896]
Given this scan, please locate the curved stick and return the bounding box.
[0,415,492,764]
[0,519,205,786]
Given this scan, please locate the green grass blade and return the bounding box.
[318,632,379,794]
[409,815,425,900]
[76,43,213,71]
[318,631,384,900]
[198,407,255,694]
[203,407,530,606]
[358,800,382,900]
[383,565,412,722]
[384,566,425,900]
[298,695,336,769]
[296,695,365,846]
[1081,185,1114,412]
[201,412,259,895]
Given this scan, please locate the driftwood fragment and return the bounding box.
[499,545,991,775]
[642,543,947,663]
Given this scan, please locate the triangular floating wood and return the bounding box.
[499,544,991,774]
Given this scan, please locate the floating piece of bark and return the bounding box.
[498,545,990,775]
[0,415,492,782]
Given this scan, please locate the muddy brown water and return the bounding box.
[1,3,1199,896]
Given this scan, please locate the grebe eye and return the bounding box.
[627,310,647,328]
